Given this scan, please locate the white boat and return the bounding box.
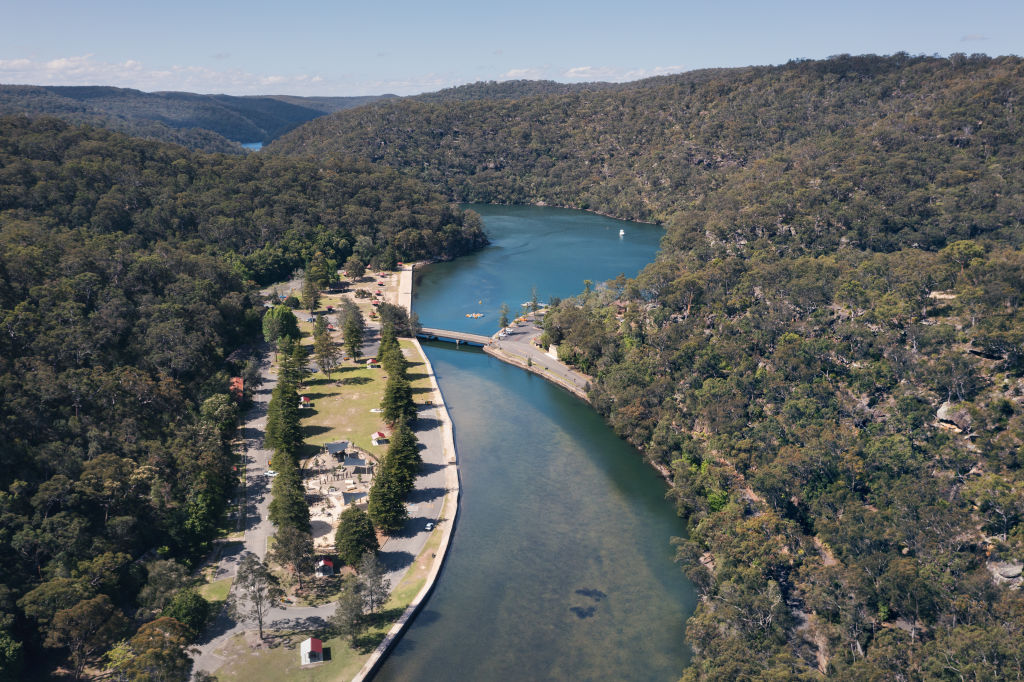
[619,229,625,236]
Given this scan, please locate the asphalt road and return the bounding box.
[192,339,449,677]
[491,317,593,397]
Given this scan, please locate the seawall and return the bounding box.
[352,270,460,681]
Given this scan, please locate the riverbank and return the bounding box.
[402,263,593,402]
[342,265,461,680]
[352,337,460,680]
[483,323,591,402]
[479,200,661,226]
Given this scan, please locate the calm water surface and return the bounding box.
[375,205,694,681]
[413,204,664,334]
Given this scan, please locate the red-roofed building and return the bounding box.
[300,637,323,664]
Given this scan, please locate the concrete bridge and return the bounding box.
[417,327,494,346]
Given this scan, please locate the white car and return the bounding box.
[266,470,279,478]
[425,522,434,531]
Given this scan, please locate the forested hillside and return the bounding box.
[273,54,1024,679]
[0,85,394,153]
[0,116,484,678]
[271,53,1024,242]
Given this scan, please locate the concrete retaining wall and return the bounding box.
[350,338,460,682]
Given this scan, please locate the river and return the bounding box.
[374,205,695,681]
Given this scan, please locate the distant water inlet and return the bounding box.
[374,205,694,681]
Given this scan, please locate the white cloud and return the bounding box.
[500,67,547,80]
[563,64,685,82]
[0,53,689,96]
[0,54,404,95]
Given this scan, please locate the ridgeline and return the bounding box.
[271,53,1024,679]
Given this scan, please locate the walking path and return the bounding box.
[192,273,460,679]
[352,337,459,681]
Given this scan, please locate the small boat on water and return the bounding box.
[465,312,484,318]
[619,229,625,237]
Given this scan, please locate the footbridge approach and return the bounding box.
[417,327,493,346]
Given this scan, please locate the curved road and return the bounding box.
[487,316,593,399]
[192,341,450,677]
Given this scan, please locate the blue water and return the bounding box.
[413,204,663,335]
[374,206,693,681]
[241,141,263,151]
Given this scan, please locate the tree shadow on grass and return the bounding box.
[353,629,387,653]
[358,609,442,654]
[339,376,372,386]
[302,425,335,438]
[301,391,343,400]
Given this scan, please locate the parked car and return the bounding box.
[425,522,434,531]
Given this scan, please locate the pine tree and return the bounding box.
[313,315,328,341]
[268,470,310,531]
[344,315,363,361]
[331,577,365,644]
[357,552,391,615]
[300,277,320,312]
[384,423,420,495]
[314,332,341,380]
[334,507,379,566]
[367,468,408,534]
[269,526,314,590]
[381,374,414,427]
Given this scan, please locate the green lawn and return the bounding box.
[294,323,434,461]
[198,577,232,604]
[212,516,446,682]
[218,290,447,680]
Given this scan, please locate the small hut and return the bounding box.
[300,637,323,665]
[371,431,387,446]
[316,558,334,577]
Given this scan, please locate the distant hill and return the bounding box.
[269,53,1024,680]
[270,53,1024,239]
[0,84,395,153]
[411,79,621,102]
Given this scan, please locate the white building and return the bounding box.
[300,637,323,665]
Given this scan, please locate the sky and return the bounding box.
[1,0,1022,97]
